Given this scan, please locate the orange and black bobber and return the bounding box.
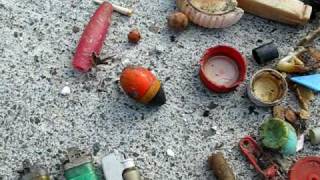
[120,66,166,105]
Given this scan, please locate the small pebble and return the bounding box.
[72,26,80,33]
[166,149,175,157]
[60,86,71,95]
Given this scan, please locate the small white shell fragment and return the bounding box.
[166,149,175,157]
[60,86,71,95]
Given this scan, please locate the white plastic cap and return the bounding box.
[123,159,135,169]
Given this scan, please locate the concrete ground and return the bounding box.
[0,0,320,179]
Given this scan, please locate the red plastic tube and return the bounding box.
[72,2,113,72]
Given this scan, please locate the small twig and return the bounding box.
[297,27,320,47]
[92,53,116,66]
[93,0,133,16]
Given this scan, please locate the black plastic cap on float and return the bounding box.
[149,85,166,106]
[252,42,279,64]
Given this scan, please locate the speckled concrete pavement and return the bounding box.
[0,0,320,179]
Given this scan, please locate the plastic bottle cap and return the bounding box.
[122,159,135,169]
[289,156,320,180]
[199,45,247,93]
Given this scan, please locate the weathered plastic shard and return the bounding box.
[260,118,297,156]
[176,0,244,28]
[277,53,306,73]
[237,0,312,25]
[102,153,124,180]
[273,105,286,120]
[291,74,320,92]
[308,48,320,61]
[295,85,315,110]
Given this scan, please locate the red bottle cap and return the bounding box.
[289,156,320,180]
[199,45,247,93]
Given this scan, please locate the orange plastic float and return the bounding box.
[120,66,166,105]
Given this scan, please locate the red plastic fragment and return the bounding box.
[72,2,113,72]
[289,156,320,180]
[239,136,278,180]
[199,45,247,93]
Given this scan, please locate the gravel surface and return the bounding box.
[0,0,320,179]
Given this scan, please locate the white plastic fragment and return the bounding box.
[93,0,133,16]
[60,86,71,96]
[296,134,305,152]
[102,153,124,180]
[166,149,175,157]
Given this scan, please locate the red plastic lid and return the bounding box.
[199,45,247,93]
[289,156,320,180]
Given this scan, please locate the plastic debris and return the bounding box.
[299,109,310,120]
[72,2,113,72]
[290,74,320,92]
[176,0,244,28]
[298,27,320,46]
[296,134,305,152]
[289,156,320,180]
[308,47,320,62]
[199,45,247,93]
[260,118,297,156]
[295,85,315,110]
[60,86,71,95]
[102,153,124,180]
[166,149,175,157]
[208,152,235,180]
[93,0,133,16]
[285,107,298,124]
[252,42,279,65]
[309,127,320,145]
[120,66,166,105]
[237,0,312,25]
[64,148,98,180]
[122,159,142,180]
[273,105,286,120]
[248,69,287,106]
[239,136,279,179]
[19,160,50,180]
[277,48,307,73]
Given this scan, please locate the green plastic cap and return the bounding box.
[260,118,289,149]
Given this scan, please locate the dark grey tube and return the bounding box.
[252,42,279,64]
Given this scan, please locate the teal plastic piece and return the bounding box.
[64,162,99,180]
[290,74,320,92]
[280,124,298,156]
[260,118,297,156]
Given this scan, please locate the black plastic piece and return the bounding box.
[149,85,166,106]
[252,42,279,64]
